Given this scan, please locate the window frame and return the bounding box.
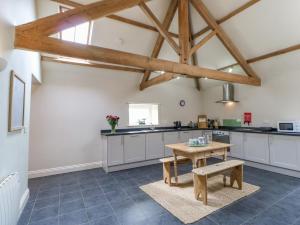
[59,5,93,45]
[128,103,160,127]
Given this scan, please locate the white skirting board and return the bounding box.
[28,161,102,178]
[19,188,29,217]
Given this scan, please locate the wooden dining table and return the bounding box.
[165,141,232,184]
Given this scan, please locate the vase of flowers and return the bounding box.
[106,115,119,133]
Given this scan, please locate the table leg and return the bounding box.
[173,152,178,184]
[223,149,227,186]
[192,158,198,199]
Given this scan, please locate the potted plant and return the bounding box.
[106,115,120,133]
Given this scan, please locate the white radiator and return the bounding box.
[0,173,19,225]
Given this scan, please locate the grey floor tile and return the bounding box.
[91,215,120,225]
[60,191,82,204]
[29,216,59,225]
[83,194,109,208]
[60,199,85,215]
[86,204,114,221]
[81,187,103,198]
[208,210,244,225]
[30,206,59,222]
[34,196,59,210]
[59,209,89,225]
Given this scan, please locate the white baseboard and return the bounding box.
[19,188,29,217]
[28,161,102,178]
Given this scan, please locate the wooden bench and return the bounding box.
[160,156,191,186]
[192,160,244,205]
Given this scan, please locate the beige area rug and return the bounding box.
[140,174,260,224]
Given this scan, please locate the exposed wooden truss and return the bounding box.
[140,0,178,90]
[15,0,263,90]
[191,0,259,80]
[50,0,179,38]
[42,56,145,73]
[139,2,180,55]
[218,43,300,71]
[192,0,261,39]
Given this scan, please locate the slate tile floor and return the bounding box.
[18,160,300,225]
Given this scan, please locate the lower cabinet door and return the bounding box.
[192,130,203,138]
[146,133,164,160]
[229,132,244,158]
[124,134,146,163]
[107,136,124,166]
[243,133,269,164]
[269,135,300,170]
[180,131,192,142]
[164,132,180,157]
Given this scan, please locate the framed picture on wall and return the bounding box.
[8,71,26,132]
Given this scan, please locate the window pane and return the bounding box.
[62,27,75,42]
[129,104,159,126]
[75,22,90,44]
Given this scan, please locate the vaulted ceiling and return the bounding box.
[18,0,300,89]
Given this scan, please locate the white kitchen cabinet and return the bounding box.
[243,133,269,164]
[180,131,192,142]
[107,136,124,166]
[229,132,244,158]
[124,134,146,163]
[269,135,300,170]
[146,133,164,160]
[192,130,203,138]
[164,132,180,157]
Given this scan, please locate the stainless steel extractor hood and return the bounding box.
[216,83,239,103]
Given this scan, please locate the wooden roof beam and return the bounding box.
[140,0,178,89]
[189,30,216,58]
[139,1,180,55]
[140,73,175,90]
[193,0,261,39]
[42,56,145,73]
[18,0,151,36]
[50,0,179,38]
[14,34,260,86]
[218,43,300,71]
[191,0,260,82]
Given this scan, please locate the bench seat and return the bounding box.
[192,160,244,205]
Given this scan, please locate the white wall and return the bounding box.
[29,62,202,173]
[0,0,41,215]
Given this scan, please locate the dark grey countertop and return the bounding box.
[101,126,300,137]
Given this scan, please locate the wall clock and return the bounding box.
[179,100,186,107]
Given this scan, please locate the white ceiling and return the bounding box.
[36,0,300,88]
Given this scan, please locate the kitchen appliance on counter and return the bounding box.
[174,121,182,129]
[198,115,208,128]
[278,121,300,132]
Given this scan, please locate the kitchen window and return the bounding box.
[128,103,159,126]
[59,6,93,44]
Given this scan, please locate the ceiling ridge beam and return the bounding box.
[18,0,150,36]
[140,0,178,89]
[218,43,300,71]
[139,1,180,55]
[42,56,145,73]
[191,0,260,81]
[50,0,179,38]
[193,0,261,39]
[189,30,216,58]
[14,34,260,86]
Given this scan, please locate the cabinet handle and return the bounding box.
[130,135,139,137]
[269,136,273,145]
